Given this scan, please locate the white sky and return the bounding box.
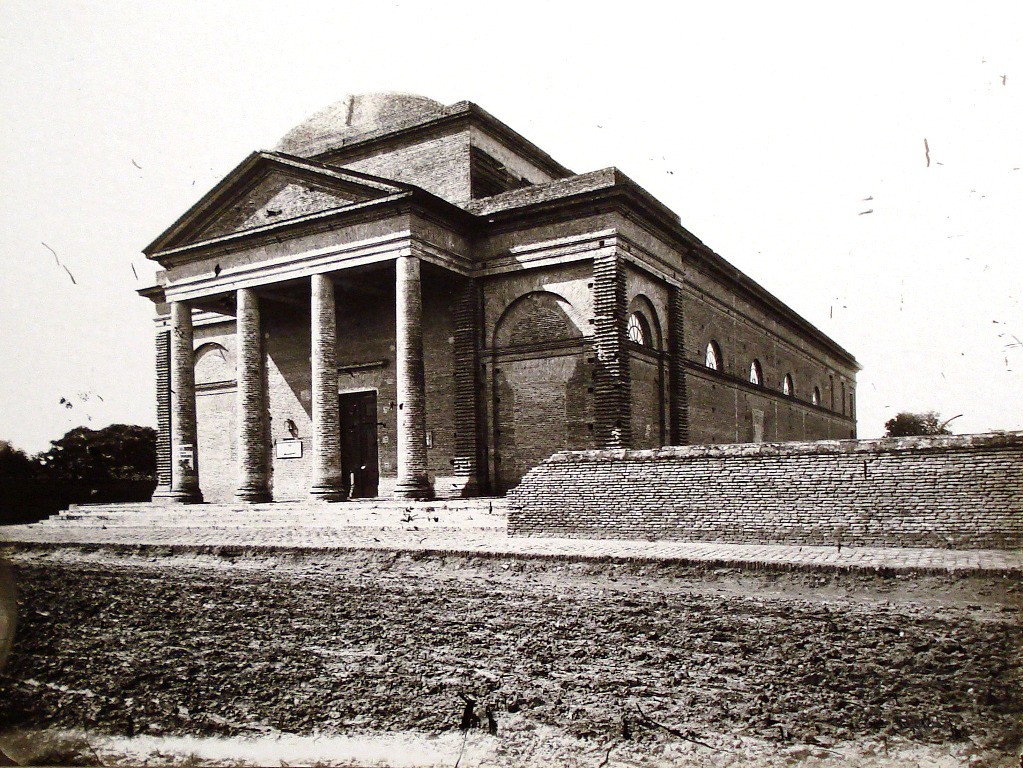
[0,1,1020,453]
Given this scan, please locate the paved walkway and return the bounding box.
[2,501,1021,574]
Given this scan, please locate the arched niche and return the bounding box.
[493,290,585,349]
[194,342,235,386]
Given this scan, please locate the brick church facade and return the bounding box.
[139,93,858,503]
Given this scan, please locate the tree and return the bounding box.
[2,426,157,525]
[883,411,957,438]
[1,440,46,524]
[39,424,156,483]
[0,440,39,480]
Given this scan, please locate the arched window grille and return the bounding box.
[705,341,722,371]
[749,359,763,385]
[812,386,821,406]
[627,312,652,347]
[783,374,794,396]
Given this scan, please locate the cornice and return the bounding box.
[143,151,415,257]
[138,144,858,373]
[147,187,473,270]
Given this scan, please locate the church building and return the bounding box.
[139,93,858,503]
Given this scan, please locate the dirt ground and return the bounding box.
[0,546,1020,766]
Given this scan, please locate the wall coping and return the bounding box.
[541,431,1023,464]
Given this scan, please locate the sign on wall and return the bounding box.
[177,444,195,472]
[276,439,303,459]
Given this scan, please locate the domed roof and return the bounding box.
[275,93,446,156]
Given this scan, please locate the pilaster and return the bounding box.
[668,285,690,445]
[592,252,631,448]
[451,277,482,495]
[151,327,173,500]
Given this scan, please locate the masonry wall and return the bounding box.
[508,432,1023,549]
[613,217,858,445]
[323,128,472,203]
[192,321,237,504]
[481,261,596,492]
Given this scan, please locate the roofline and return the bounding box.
[143,152,414,256]
[144,185,476,267]
[469,170,859,370]
[140,140,856,368]
[309,101,576,181]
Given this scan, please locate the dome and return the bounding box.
[275,93,446,156]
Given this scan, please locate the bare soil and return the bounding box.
[0,547,1020,766]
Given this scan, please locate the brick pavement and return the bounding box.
[2,501,1021,574]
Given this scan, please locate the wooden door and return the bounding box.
[339,391,379,498]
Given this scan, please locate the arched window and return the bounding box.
[783,374,794,396]
[749,359,763,385]
[705,341,722,371]
[627,312,652,347]
[812,386,821,406]
[841,381,847,415]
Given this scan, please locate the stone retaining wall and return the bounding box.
[507,432,1023,549]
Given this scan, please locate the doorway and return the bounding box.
[339,390,379,498]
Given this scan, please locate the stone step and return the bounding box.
[60,498,508,514]
[41,498,510,530]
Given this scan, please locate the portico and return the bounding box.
[159,252,444,503]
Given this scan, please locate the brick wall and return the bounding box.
[483,262,596,492]
[508,432,1023,549]
[629,351,663,448]
[325,130,472,203]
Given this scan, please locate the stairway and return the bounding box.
[30,497,509,532]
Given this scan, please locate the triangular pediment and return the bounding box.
[145,152,410,255]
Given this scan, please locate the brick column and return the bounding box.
[668,285,690,445]
[592,252,631,448]
[451,277,481,495]
[169,302,203,503]
[394,255,432,499]
[152,326,173,500]
[310,273,345,501]
[235,288,271,503]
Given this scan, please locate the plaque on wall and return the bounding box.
[275,439,303,459]
[176,444,195,471]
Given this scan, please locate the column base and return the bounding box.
[447,475,481,498]
[166,488,204,504]
[234,487,272,503]
[150,485,175,505]
[393,480,434,501]
[309,484,348,502]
